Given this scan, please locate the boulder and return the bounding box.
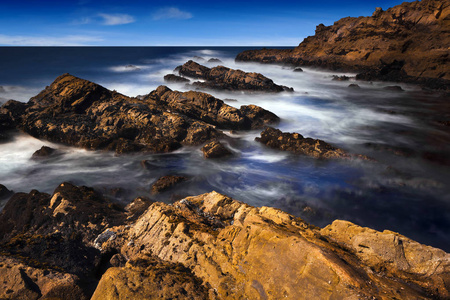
[255,127,351,159]
[207,58,223,63]
[201,140,233,158]
[31,146,58,159]
[236,0,450,89]
[383,85,405,92]
[293,67,303,72]
[175,60,293,92]
[151,175,188,194]
[348,83,361,89]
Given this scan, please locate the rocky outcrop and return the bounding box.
[256,127,351,159]
[175,60,293,92]
[145,85,280,130]
[0,184,13,201]
[201,140,233,158]
[0,184,448,299]
[0,74,278,154]
[236,0,450,89]
[31,146,58,159]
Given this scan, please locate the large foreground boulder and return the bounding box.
[175,60,293,92]
[0,184,448,299]
[236,0,450,89]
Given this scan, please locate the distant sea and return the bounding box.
[1,47,449,251]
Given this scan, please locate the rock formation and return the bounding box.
[163,74,190,83]
[151,175,188,194]
[256,127,352,159]
[0,183,448,299]
[236,0,450,89]
[174,60,293,92]
[0,74,279,153]
[201,140,233,158]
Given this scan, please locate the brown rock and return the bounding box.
[202,140,233,158]
[163,74,190,83]
[151,175,188,194]
[236,0,450,89]
[31,145,58,159]
[255,127,351,159]
[176,60,293,92]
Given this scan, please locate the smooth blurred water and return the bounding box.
[0,47,449,251]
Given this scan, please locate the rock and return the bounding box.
[293,67,303,72]
[91,254,209,300]
[124,197,153,221]
[175,60,293,92]
[163,74,190,83]
[145,85,279,130]
[383,85,405,92]
[0,184,13,201]
[31,145,58,159]
[332,75,351,81]
[1,74,229,153]
[207,58,222,63]
[348,83,361,89]
[201,140,233,158]
[255,127,351,159]
[236,0,450,89]
[151,175,188,194]
[192,56,205,62]
[97,191,450,299]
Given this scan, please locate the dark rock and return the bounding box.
[31,145,58,159]
[235,0,450,90]
[175,60,293,92]
[383,85,404,92]
[0,184,13,201]
[145,85,279,130]
[192,56,206,62]
[163,74,190,83]
[202,141,233,159]
[208,58,223,63]
[332,75,351,81]
[255,127,351,159]
[151,175,188,194]
[348,84,361,89]
[124,197,153,221]
[293,67,303,72]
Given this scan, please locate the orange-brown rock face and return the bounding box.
[236,0,450,88]
[97,191,450,299]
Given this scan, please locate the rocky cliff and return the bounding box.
[0,183,448,299]
[236,0,450,89]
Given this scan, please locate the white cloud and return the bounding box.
[98,13,135,26]
[0,34,103,46]
[152,7,193,20]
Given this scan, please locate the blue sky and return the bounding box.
[0,0,406,46]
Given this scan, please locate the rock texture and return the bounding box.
[151,175,188,194]
[31,146,58,159]
[236,0,450,89]
[163,74,190,83]
[256,127,351,159]
[175,60,293,92]
[145,85,280,130]
[0,74,278,153]
[0,184,448,299]
[201,140,233,158]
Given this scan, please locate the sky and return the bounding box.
[0,0,407,46]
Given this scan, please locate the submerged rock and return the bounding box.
[151,175,188,194]
[201,140,233,158]
[31,145,58,159]
[175,60,293,92]
[207,58,222,63]
[383,85,405,92]
[293,67,303,72]
[236,0,450,89]
[256,127,351,159]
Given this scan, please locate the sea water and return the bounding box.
[0,47,449,251]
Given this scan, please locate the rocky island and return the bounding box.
[236,0,450,89]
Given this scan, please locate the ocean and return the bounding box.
[0,46,449,251]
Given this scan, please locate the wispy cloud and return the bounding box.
[0,34,103,46]
[98,13,135,26]
[152,7,193,20]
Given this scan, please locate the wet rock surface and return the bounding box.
[0,184,448,299]
[163,74,190,83]
[175,60,293,92]
[31,146,58,159]
[256,127,351,159]
[151,175,188,194]
[236,0,450,89]
[201,140,233,158]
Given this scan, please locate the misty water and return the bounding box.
[0,47,449,251]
